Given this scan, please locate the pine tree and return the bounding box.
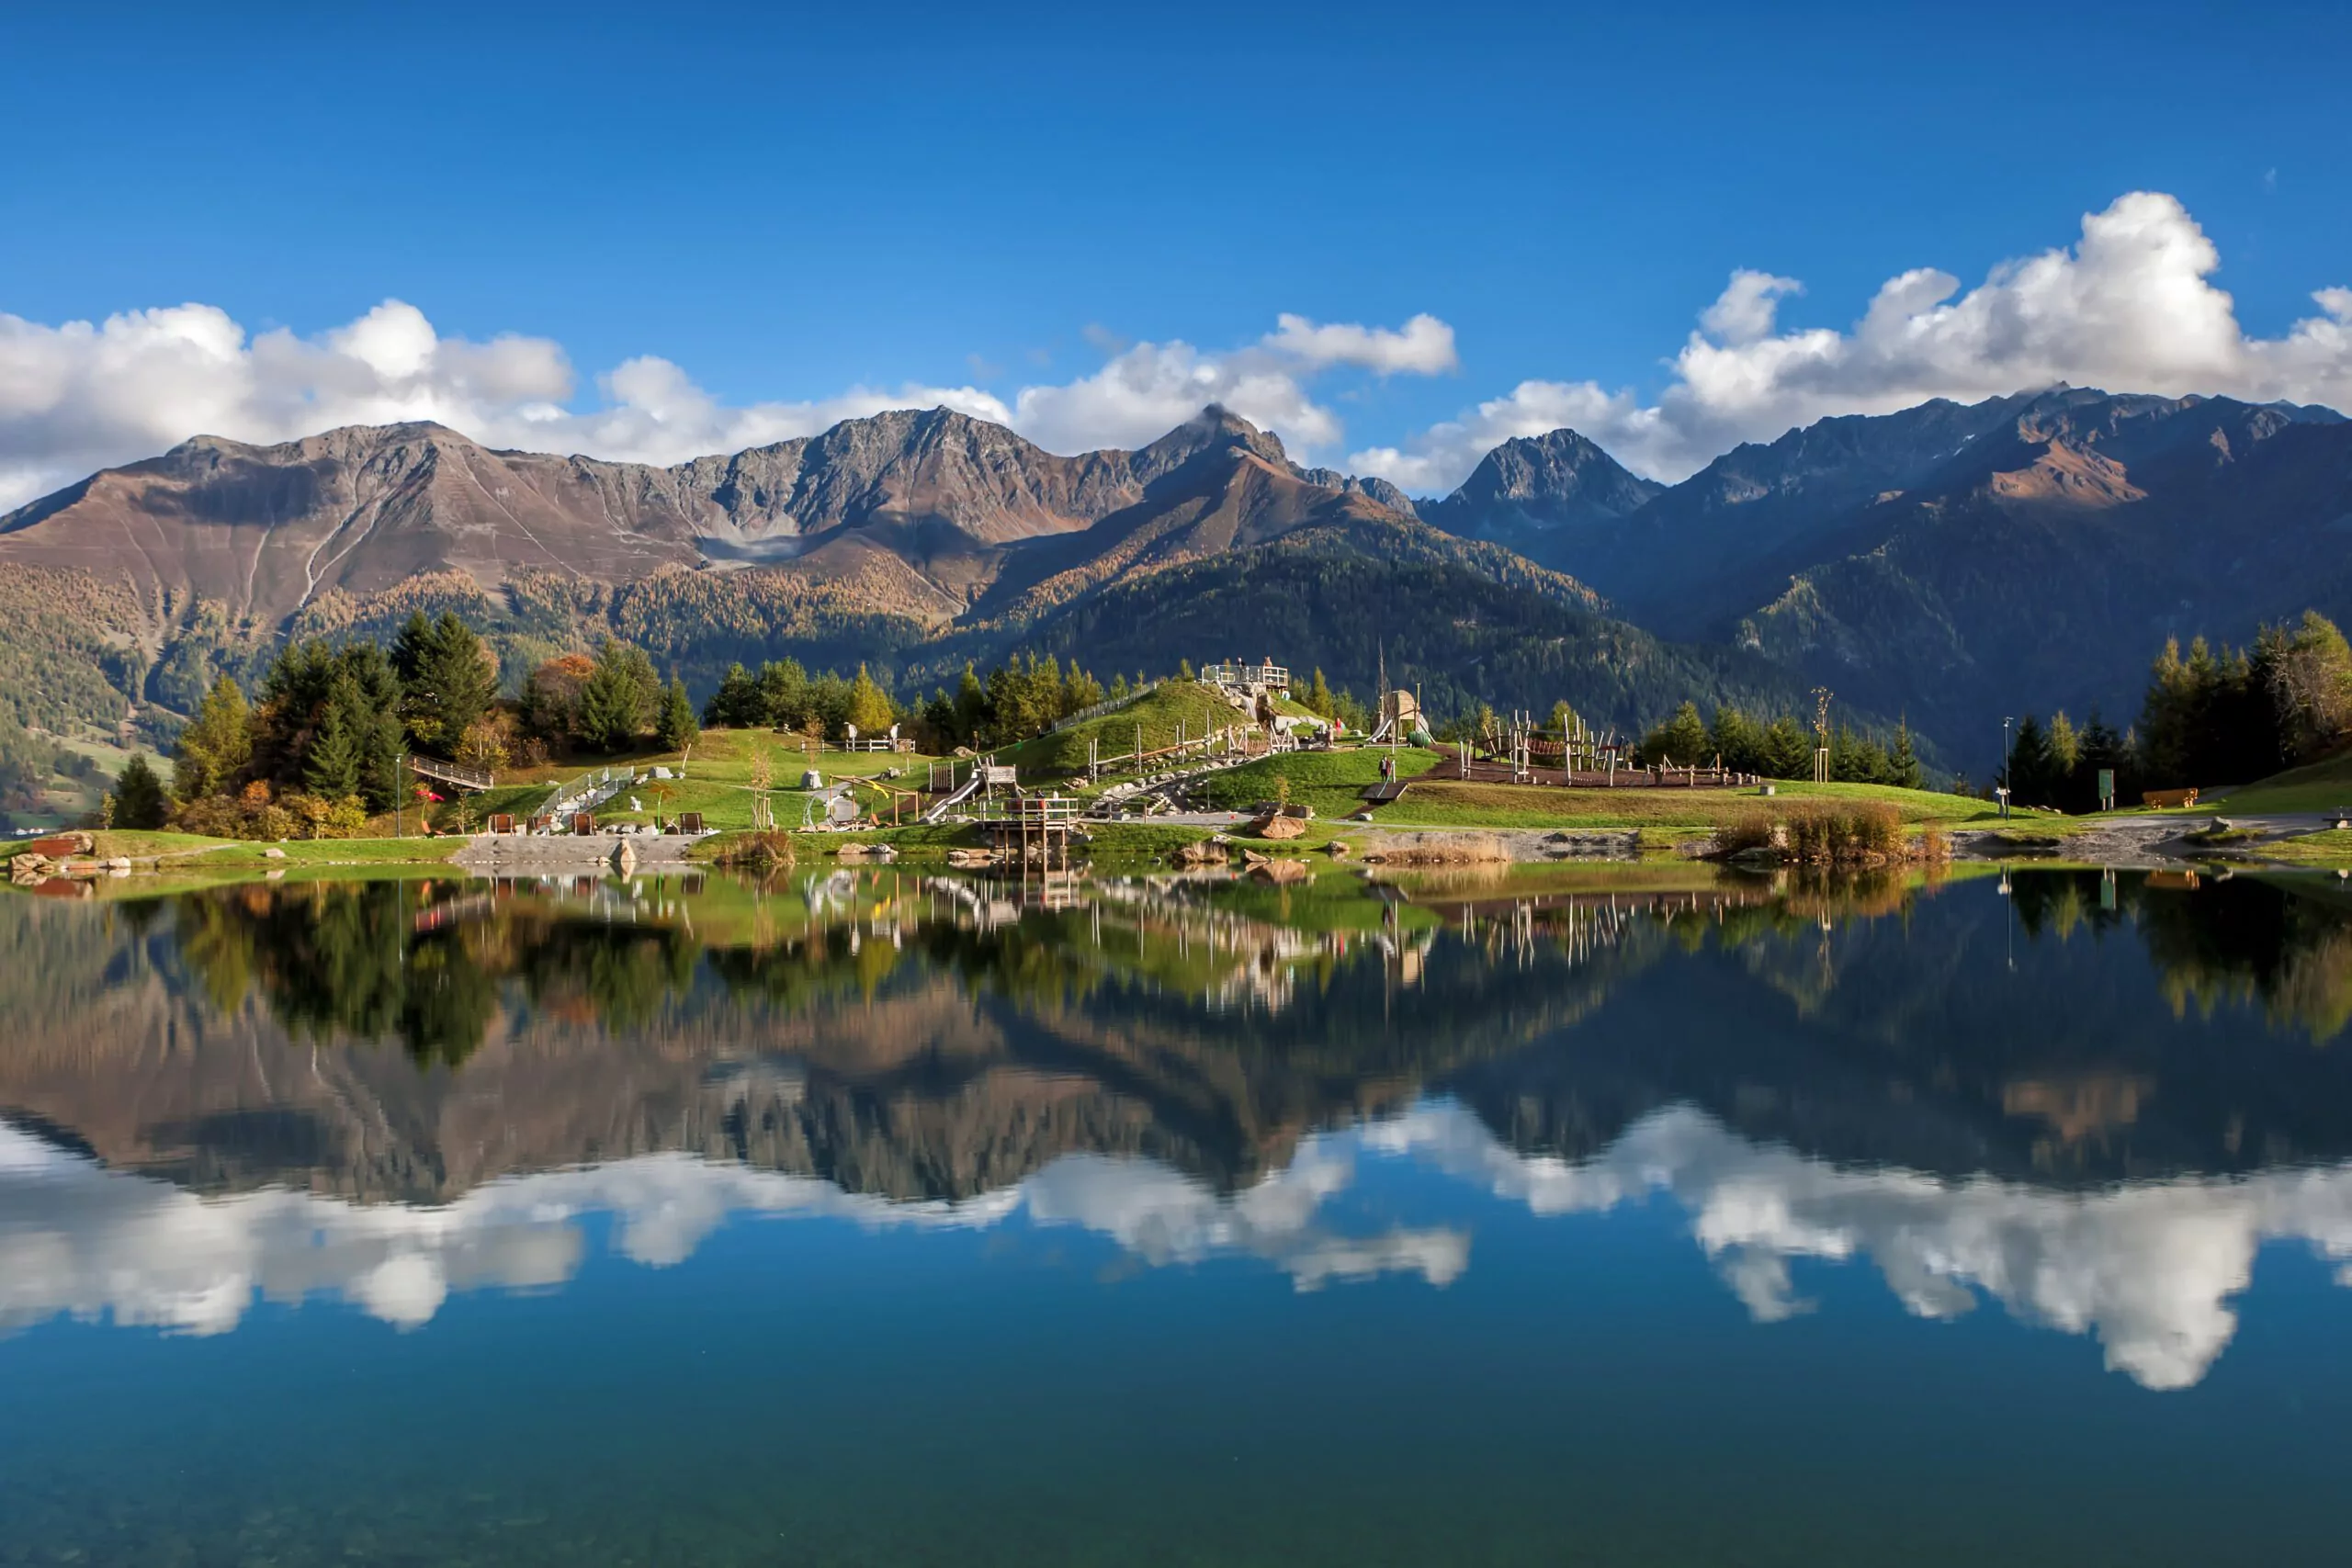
[403,612,495,754]
[1708,705,1763,773]
[756,658,810,730]
[1307,669,1334,717]
[1642,702,1709,767]
[304,676,366,801]
[576,640,653,752]
[111,753,168,830]
[390,611,434,687]
[1760,716,1813,779]
[954,662,989,746]
[656,676,700,750]
[1887,720,1923,790]
[704,662,761,728]
[2007,714,2057,806]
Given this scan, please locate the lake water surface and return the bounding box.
[5,863,2352,1564]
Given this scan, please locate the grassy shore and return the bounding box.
[2214,750,2352,815]
[1187,749,2016,833]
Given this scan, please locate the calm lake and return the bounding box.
[5,862,2352,1564]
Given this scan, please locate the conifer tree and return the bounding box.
[401,612,495,754]
[704,662,761,728]
[847,664,895,736]
[1642,702,1709,767]
[173,676,253,801]
[656,676,700,750]
[1760,716,1813,779]
[1887,720,1923,790]
[304,676,366,800]
[2047,711,2082,778]
[577,640,654,752]
[111,753,168,830]
[756,658,811,730]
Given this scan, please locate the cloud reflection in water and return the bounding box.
[9,1102,2352,1390]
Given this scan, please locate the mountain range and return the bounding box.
[4,386,2347,765]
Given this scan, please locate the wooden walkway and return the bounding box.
[407,754,495,793]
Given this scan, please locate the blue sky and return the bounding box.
[3,0,2348,502]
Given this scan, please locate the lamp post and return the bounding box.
[2001,716,2014,819]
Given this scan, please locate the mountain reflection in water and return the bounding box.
[6,863,2352,1391]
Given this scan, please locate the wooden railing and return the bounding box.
[407,754,495,792]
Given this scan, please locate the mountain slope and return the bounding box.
[1735,390,2352,742]
[1413,388,2352,754]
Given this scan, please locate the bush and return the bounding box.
[710,829,796,868]
[1712,811,1778,857]
[1783,802,1905,865]
[170,782,369,840]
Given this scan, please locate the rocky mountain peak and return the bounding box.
[1454,429,1663,515]
[1419,427,1661,550]
[1133,405,1292,485]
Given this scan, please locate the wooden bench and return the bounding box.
[2142,787,2199,809]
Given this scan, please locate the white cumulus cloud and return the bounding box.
[0,301,1458,511]
[1352,190,2352,491]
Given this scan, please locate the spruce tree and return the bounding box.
[1643,702,1709,767]
[304,677,366,800]
[756,658,809,730]
[1709,705,1762,773]
[704,663,760,728]
[577,641,652,752]
[111,753,168,830]
[390,611,435,687]
[954,663,989,744]
[1760,716,1813,779]
[656,676,700,750]
[2007,714,2055,806]
[1888,720,1923,790]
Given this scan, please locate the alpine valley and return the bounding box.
[3,386,2346,768]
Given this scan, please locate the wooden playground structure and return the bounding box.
[1403,710,1765,794]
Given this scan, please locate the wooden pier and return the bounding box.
[974,794,1081,868]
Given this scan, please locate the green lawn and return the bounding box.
[2215,750,2352,815]
[1189,750,2007,832]
[1191,748,1445,818]
[513,729,947,831]
[2256,829,2352,870]
[995,682,1254,782]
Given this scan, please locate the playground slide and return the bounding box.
[1363,716,1432,747]
[922,769,985,823]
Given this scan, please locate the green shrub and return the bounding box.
[1712,812,1778,857]
[1783,801,1905,865]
